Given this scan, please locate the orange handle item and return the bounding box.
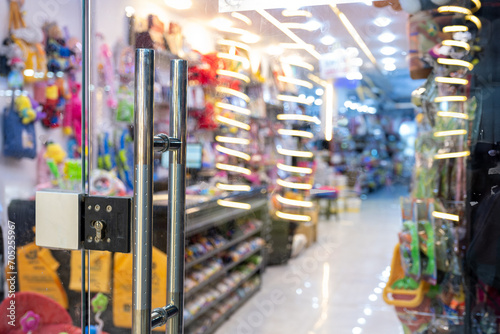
[383,244,429,308]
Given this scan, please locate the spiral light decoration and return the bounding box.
[275,59,317,222]
[214,37,253,210]
[432,0,481,220]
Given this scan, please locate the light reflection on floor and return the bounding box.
[215,186,406,334]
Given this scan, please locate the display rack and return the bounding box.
[153,187,269,333]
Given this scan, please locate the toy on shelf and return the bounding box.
[399,198,421,281]
[90,293,109,334]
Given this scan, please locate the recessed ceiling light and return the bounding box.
[384,63,396,71]
[314,99,323,106]
[165,0,192,9]
[240,33,260,44]
[305,20,322,31]
[316,88,324,96]
[380,46,397,56]
[381,57,396,64]
[378,32,395,43]
[320,35,336,46]
[374,16,391,27]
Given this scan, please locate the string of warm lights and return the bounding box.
[215,34,254,210]
[432,0,481,223]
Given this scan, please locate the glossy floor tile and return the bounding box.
[215,186,406,334]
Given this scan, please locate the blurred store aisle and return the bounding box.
[215,186,406,334]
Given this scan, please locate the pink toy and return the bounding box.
[63,80,82,147]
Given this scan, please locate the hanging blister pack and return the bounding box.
[399,197,421,281]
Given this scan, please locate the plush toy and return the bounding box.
[63,81,82,146]
[42,82,61,128]
[14,95,36,124]
[45,141,67,165]
[0,291,82,334]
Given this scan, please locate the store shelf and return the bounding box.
[185,246,263,298]
[186,227,262,270]
[185,265,261,327]
[202,286,261,334]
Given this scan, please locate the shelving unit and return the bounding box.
[185,265,261,326]
[153,187,270,333]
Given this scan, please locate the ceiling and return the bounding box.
[169,0,424,102]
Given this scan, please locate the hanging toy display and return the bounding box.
[63,80,82,147]
[41,80,61,127]
[14,95,37,124]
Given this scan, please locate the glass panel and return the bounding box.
[0,0,84,332]
[1,0,494,333]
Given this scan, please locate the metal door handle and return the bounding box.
[132,49,187,334]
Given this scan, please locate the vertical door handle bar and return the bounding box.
[132,48,155,334]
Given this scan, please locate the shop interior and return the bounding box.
[0,0,498,333]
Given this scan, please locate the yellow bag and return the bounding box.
[8,0,47,83]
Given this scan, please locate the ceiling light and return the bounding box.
[320,35,336,46]
[231,12,252,25]
[378,32,395,43]
[257,9,321,60]
[316,88,324,96]
[380,46,397,55]
[305,20,322,31]
[282,9,313,17]
[384,63,396,71]
[374,16,391,27]
[165,0,192,9]
[314,99,323,106]
[240,33,260,44]
[210,17,233,29]
[381,57,396,64]
[330,5,377,66]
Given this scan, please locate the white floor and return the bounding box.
[215,186,406,334]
